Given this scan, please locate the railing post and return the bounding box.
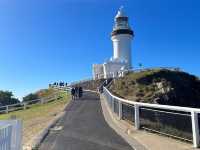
[17,119,23,150]
[121,71,124,77]
[113,72,115,78]
[109,95,112,108]
[6,106,9,114]
[40,98,44,104]
[119,101,122,119]
[7,125,12,150]
[134,104,140,130]
[23,103,26,110]
[191,111,200,148]
[112,97,115,112]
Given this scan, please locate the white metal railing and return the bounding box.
[103,87,200,148]
[94,72,117,80]
[94,67,182,80]
[0,120,22,150]
[127,67,181,72]
[70,78,93,86]
[0,124,12,150]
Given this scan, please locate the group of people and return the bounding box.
[71,86,83,100]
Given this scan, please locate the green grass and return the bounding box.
[36,88,57,98]
[0,91,70,120]
[110,68,200,106]
[0,91,71,145]
[127,69,161,81]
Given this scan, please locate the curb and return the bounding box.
[100,94,148,150]
[29,99,73,150]
[30,112,65,149]
[100,94,195,150]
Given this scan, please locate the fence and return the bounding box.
[0,120,22,150]
[126,67,181,73]
[102,87,200,148]
[70,78,93,86]
[0,124,12,150]
[94,67,182,80]
[0,92,62,115]
[0,90,68,150]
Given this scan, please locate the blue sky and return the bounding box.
[0,0,200,99]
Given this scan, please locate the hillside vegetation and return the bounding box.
[23,88,57,102]
[0,91,20,106]
[109,69,200,108]
[0,91,70,147]
[72,79,105,91]
[36,88,56,98]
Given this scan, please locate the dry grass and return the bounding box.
[109,68,200,107]
[0,91,70,147]
[73,79,105,91]
[109,70,160,101]
[36,88,57,98]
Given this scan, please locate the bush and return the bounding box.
[0,91,20,106]
[23,93,39,102]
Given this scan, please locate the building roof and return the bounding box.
[115,6,126,18]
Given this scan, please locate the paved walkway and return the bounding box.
[39,91,134,150]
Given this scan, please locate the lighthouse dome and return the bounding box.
[115,6,126,18]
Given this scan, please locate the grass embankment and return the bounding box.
[36,88,57,98]
[109,69,200,141]
[109,69,200,107]
[73,79,105,91]
[0,90,70,147]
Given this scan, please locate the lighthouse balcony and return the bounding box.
[111,28,134,36]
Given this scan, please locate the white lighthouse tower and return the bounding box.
[92,7,134,79]
[111,6,134,69]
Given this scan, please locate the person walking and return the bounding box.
[71,88,75,100]
[78,87,83,98]
[75,86,79,99]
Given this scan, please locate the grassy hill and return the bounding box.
[0,89,70,147]
[72,79,105,91]
[36,88,56,98]
[109,69,200,108]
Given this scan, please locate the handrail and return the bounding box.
[103,87,200,113]
[0,124,11,130]
[70,78,93,85]
[94,67,183,80]
[103,86,200,148]
[122,67,181,73]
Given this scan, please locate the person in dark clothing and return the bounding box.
[78,87,83,98]
[75,86,79,99]
[71,88,75,100]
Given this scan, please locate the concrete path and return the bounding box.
[39,91,134,150]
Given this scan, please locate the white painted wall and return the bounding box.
[92,64,104,80]
[111,34,133,69]
[103,61,126,79]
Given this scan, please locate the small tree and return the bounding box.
[23,93,39,102]
[138,63,143,69]
[0,91,20,106]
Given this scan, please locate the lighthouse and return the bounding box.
[111,6,134,69]
[92,7,134,79]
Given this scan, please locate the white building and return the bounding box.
[93,7,134,80]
